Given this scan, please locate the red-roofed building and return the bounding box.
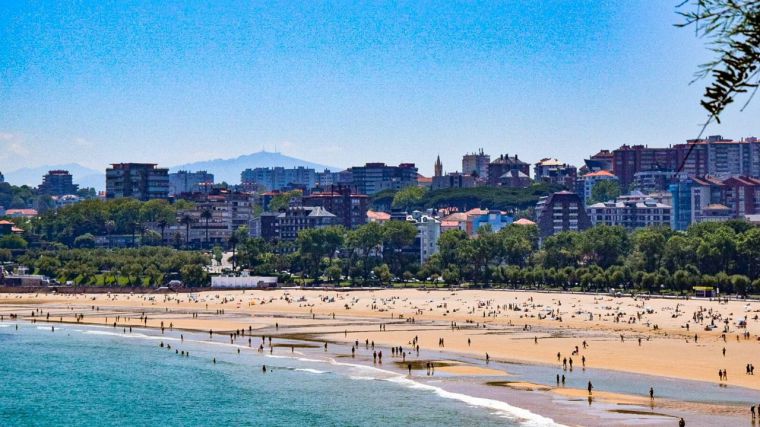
[513,218,536,226]
[4,209,38,218]
[367,210,390,223]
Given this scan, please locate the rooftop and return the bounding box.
[583,170,616,178]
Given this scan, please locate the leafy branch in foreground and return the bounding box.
[678,0,760,121]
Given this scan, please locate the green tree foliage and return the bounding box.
[17,247,210,287]
[678,0,760,121]
[296,226,344,280]
[0,234,27,249]
[381,220,418,276]
[73,233,96,248]
[392,186,427,210]
[268,190,303,212]
[589,180,621,204]
[372,183,562,212]
[181,264,208,287]
[34,198,187,246]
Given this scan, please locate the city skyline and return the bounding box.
[2,2,759,177]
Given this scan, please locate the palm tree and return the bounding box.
[180,214,194,249]
[228,233,239,271]
[200,209,213,249]
[158,219,168,245]
[131,221,142,247]
[105,220,116,248]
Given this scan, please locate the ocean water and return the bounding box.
[0,324,556,427]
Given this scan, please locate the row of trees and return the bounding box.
[17,247,210,287]
[230,219,760,295]
[0,182,96,212]
[373,183,563,212]
[33,198,195,247]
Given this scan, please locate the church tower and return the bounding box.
[434,155,443,177]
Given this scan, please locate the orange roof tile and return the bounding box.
[583,170,615,178]
[514,218,536,225]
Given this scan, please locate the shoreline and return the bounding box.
[4,317,746,427]
[3,288,758,425]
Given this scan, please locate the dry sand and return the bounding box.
[2,287,759,394]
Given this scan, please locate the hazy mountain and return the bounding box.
[170,151,341,184]
[4,163,105,191]
[2,152,340,192]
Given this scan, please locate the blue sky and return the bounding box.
[1,1,758,176]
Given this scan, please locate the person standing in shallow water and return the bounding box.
[587,381,593,395]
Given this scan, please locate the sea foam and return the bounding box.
[329,359,562,427]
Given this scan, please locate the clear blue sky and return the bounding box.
[1,1,758,176]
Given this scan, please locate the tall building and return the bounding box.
[668,179,694,231]
[586,197,671,230]
[302,185,369,229]
[611,136,759,193]
[673,140,709,176]
[314,169,350,189]
[240,166,317,191]
[722,176,760,218]
[535,191,591,240]
[533,158,577,189]
[612,145,676,190]
[668,175,760,229]
[632,170,677,193]
[164,190,254,247]
[255,206,337,242]
[434,156,443,178]
[462,149,490,180]
[487,154,530,186]
[706,137,752,176]
[583,150,613,173]
[431,172,477,190]
[169,170,214,196]
[38,170,78,196]
[414,213,441,263]
[349,163,418,195]
[106,163,169,201]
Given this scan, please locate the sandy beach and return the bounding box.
[3,288,758,424]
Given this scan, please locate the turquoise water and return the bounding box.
[0,324,552,427]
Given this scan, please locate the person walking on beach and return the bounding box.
[587,381,593,395]
[679,417,685,426]
[408,363,412,376]
[649,387,654,400]
[751,405,755,420]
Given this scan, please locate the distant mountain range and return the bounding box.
[4,163,105,191]
[170,151,340,184]
[3,152,341,191]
